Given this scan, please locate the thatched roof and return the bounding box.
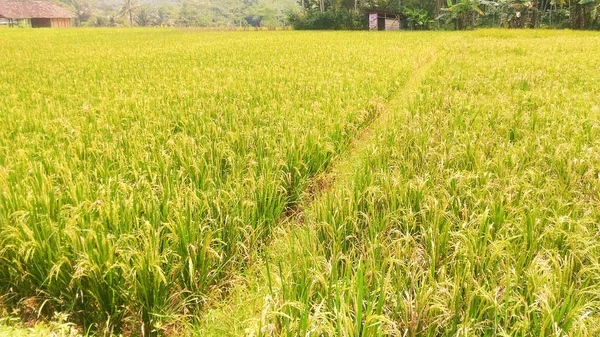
[0,1,74,19]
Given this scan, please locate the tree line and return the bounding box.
[51,0,295,27]
[289,0,600,29]
[10,0,599,29]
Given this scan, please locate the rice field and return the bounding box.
[1,29,600,336]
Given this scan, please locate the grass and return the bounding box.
[199,30,600,336]
[0,312,81,337]
[0,29,421,335]
[1,29,600,336]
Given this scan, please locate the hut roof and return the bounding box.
[0,1,74,19]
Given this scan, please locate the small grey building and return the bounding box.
[368,11,403,31]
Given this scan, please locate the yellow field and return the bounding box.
[1,29,600,336]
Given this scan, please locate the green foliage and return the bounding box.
[404,7,435,29]
[59,0,93,26]
[438,0,485,29]
[0,313,81,337]
[135,5,152,26]
[288,9,366,29]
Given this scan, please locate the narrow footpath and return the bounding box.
[198,47,439,336]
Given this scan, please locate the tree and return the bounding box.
[153,6,172,26]
[119,0,139,27]
[439,0,484,29]
[177,1,194,26]
[61,0,92,26]
[404,7,435,29]
[570,0,600,29]
[135,5,152,27]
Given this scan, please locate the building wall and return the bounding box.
[30,18,51,28]
[51,18,71,28]
[385,18,400,31]
[30,18,71,28]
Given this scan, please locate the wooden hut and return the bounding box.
[368,11,404,31]
[0,1,74,28]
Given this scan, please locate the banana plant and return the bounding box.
[574,0,600,28]
[403,7,435,29]
[438,0,485,29]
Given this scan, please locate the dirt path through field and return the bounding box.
[198,47,439,336]
[313,47,438,195]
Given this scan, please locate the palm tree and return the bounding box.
[62,0,92,26]
[135,6,151,26]
[119,0,138,27]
